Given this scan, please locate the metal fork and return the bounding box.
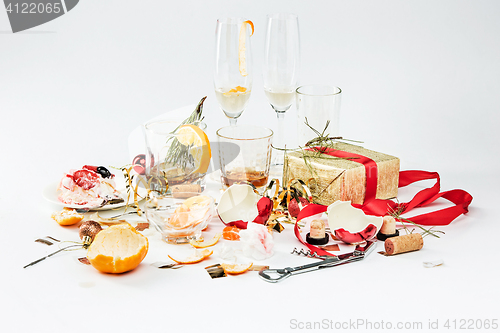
[75,200,109,213]
[105,211,139,220]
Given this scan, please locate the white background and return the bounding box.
[1,1,499,332]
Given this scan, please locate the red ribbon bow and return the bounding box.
[294,147,473,257]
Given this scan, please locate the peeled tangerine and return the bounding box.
[87,224,149,274]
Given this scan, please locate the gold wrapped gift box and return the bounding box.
[283,142,400,206]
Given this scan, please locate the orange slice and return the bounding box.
[189,233,221,248]
[221,262,253,275]
[238,20,253,76]
[176,124,211,174]
[222,226,241,241]
[168,249,213,264]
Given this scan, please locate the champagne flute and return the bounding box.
[214,18,254,126]
[263,13,300,164]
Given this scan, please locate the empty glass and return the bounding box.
[296,85,342,146]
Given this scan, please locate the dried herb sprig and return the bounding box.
[294,119,362,199]
[304,118,363,148]
[165,97,207,170]
[388,204,445,238]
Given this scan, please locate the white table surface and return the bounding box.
[1,1,499,332]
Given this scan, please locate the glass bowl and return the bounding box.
[145,193,215,244]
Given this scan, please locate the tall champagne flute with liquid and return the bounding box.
[263,13,300,164]
[214,18,254,126]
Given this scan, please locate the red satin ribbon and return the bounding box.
[294,147,473,256]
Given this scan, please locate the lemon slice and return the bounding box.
[168,249,213,264]
[176,125,211,174]
[189,233,221,248]
[221,262,253,275]
[238,20,254,76]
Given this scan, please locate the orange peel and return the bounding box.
[244,20,254,36]
[224,86,247,95]
[238,20,254,76]
[221,262,253,275]
[51,207,84,226]
[168,249,213,264]
[189,233,221,248]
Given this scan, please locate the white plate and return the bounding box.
[43,176,148,211]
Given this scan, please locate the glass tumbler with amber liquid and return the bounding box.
[216,125,273,189]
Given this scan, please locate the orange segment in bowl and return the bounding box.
[176,124,211,174]
[189,233,221,248]
[168,249,213,264]
[221,262,253,274]
[238,20,254,76]
[168,195,213,230]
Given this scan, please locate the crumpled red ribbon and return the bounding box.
[293,147,473,257]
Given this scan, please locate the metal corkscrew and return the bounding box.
[290,248,329,259]
[259,241,376,283]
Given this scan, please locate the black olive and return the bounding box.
[97,166,111,178]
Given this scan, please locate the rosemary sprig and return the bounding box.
[389,204,445,238]
[304,118,363,148]
[295,118,362,191]
[165,96,207,170]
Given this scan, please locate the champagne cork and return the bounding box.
[310,219,325,239]
[384,233,423,255]
[380,216,396,234]
[306,219,329,245]
[377,215,399,241]
[172,184,202,198]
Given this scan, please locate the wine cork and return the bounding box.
[306,219,329,245]
[172,184,202,198]
[384,233,423,255]
[380,215,396,235]
[310,219,325,239]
